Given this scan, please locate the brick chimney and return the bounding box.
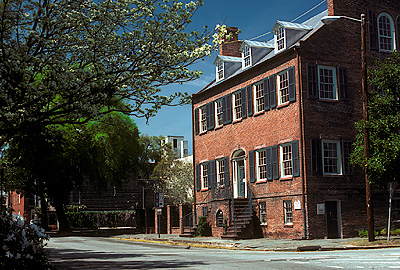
[219,26,242,58]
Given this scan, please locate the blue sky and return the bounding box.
[134,0,328,153]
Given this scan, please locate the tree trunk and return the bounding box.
[39,193,48,230]
[54,201,70,232]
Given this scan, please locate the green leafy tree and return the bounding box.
[4,112,140,231]
[0,0,219,146]
[351,51,400,188]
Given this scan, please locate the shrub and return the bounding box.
[0,212,52,270]
[65,210,136,229]
[197,216,211,236]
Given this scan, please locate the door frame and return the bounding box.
[232,156,247,199]
[325,200,342,239]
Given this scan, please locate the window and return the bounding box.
[378,13,394,52]
[233,92,242,120]
[276,27,285,51]
[215,100,223,127]
[200,106,207,133]
[173,138,178,149]
[318,66,337,100]
[280,144,293,177]
[243,45,251,68]
[254,82,264,113]
[283,200,293,225]
[322,140,342,175]
[278,71,289,104]
[216,159,225,185]
[201,163,209,189]
[216,210,224,227]
[259,202,267,225]
[217,60,224,81]
[256,150,267,181]
[202,206,208,217]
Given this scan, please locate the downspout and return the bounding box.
[191,95,197,226]
[295,47,307,239]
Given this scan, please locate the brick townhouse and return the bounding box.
[192,0,400,239]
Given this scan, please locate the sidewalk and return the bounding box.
[113,233,392,252]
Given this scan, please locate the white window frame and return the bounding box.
[259,202,267,225]
[276,27,286,52]
[242,45,251,68]
[201,163,209,189]
[232,91,242,121]
[318,66,338,100]
[253,81,264,113]
[215,99,223,127]
[200,106,207,133]
[283,200,293,225]
[377,13,395,52]
[216,159,225,185]
[256,149,267,181]
[322,140,342,175]
[277,70,289,105]
[280,143,293,178]
[216,60,224,81]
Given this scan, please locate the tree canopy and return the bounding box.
[0,0,216,145]
[351,51,400,188]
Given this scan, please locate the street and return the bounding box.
[46,236,400,269]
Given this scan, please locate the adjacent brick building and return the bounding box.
[192,0,400,239]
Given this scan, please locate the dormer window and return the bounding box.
[276,27,285,51]
[243,45,251,68]
[216,60,224,81]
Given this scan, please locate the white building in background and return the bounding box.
[164,136,189,159]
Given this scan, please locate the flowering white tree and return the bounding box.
[0,0,217,145]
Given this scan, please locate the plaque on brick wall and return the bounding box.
[294,200,301,210]
[317,203,325,215]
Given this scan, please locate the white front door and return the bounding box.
[233,158,246,198]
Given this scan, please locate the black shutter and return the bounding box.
[269,74,276,108]
[337,67,348,100]
[194,108,199,135]
[266,147,272,181]
[196,164,200,191]
[206,102,214,130]
[311,139,322,175]
[223,94,232,124]
[247,85,253,117]
[368,10,378,51]
[241,87,247,119]
[292,140,300,177]
[249,150,255,183]
[208,160,215,189]
[272,145,279,180]
[342,141,354,175]
[263,78,270,110]
[288,66,296,102]
[397,17,400,52]
[224,157,230,186]
[307,63,318,99]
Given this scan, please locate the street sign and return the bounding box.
[157,208,162,215]
[159,193,164,208]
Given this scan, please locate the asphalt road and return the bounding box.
[46,236,400,269]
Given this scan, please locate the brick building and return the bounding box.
[192,0,400,239]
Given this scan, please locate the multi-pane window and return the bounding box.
[318,66,337,100]
[276,27,285,51]
[283,200,293,225]
[215,100,223,127]
[322,140,342,175]
[259,202,267,225]
[200,107,207,133]
[378,14,394,52]
[216,159,225,185]
[278,71,289,104]
[216,210,224,227]
[202,206,208,217]
[243,45,251,67]
[254,82,264,113]
[281,144,293,177]
[201,163,209,189]
[217,60,224,81]
[256,150,267,181]
[233,92,242,120]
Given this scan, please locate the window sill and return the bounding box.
[256,179,268,184]
[253,111,265,117]
[260,223,268,226]
[318,98,339,103]
[214,125,223,131]
[284,224,293,228]
[277,102,290,109]
[199,130,207,136]
[322,174,343,177]
[200,188,209,192]
[280,176,293,181]
[232,118,242,124]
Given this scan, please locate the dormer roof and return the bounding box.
[271,20,313,33]
[213,55,242,65]
[239,40,274,51]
